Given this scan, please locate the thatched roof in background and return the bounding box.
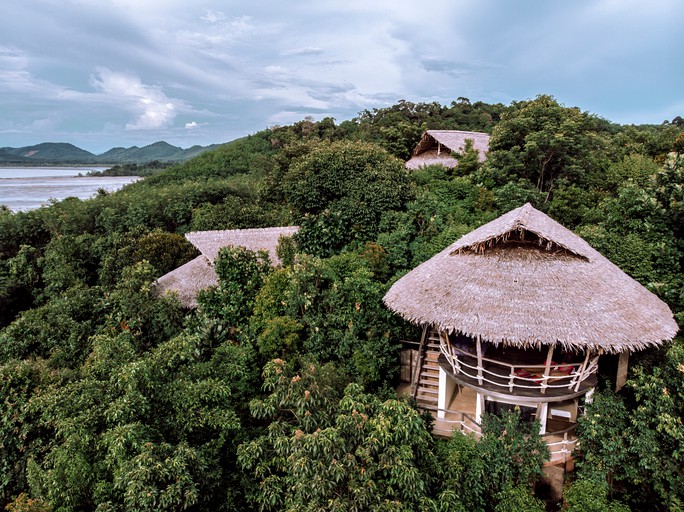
[186,226,300,264]
[383,204,678,353]
[155,226,299,308]
[405,130,491,170]
[155,256,215,308]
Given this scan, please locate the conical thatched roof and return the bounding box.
[383,204,678,353]
[155,226,299,308]
[406,130,490,170]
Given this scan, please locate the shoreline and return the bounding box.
[0,164,115,169]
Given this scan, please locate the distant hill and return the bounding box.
[1,142,95,163]
[0,141,221,165]
[101,141,222,163]
[0,148,34,164]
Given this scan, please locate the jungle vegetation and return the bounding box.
[0,95,682,511]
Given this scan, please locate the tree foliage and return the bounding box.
[238,359,439,511]
[0,96,682,510]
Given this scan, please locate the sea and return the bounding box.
[0,167,141,212]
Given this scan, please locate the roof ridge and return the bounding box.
[449,203,593,260]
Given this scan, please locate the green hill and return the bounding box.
[0,141,219,165]
[2,142,95,163]
[106,141,223,162]
[0,149,33,164]
[117,141,185,161]
[96,146,140,161]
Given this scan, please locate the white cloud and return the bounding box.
[280,47,324,57]
[185,121,199,129]
[175,13,255,52]
[0,45,28,70]
[90,67,179,130]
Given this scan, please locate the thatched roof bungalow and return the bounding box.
[405,130,490,170]
[156,226,299,308]
[384,203,678,461]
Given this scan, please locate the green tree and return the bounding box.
[25,331,255,511]
[238,359,440,511]
[283,141,413,255]
[250,253,400,389]
[477,410,549,505]
[485,95,611,194]
[577,341,684,509]
[451,138,482,176]
[196,246,272,337]
[563,476,630,512]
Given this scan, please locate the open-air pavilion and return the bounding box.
[384,203,678,464]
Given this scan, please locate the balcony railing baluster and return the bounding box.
[438,344,598,397]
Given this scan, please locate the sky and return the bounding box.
[1,0,683,154]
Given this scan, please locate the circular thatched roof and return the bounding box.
[383,203,679,353]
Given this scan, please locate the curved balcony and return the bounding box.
[438,333,598,403]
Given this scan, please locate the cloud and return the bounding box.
[176,13,255,52]
[185,121,207,129]
[280,47,324,57]
[0,45,28,70]
[1,0,682,151]
[90,67,179,130]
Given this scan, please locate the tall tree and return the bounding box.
[485,95,612,194]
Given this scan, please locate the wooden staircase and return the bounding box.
[412,329,441,411]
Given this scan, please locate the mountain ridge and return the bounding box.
[0,141,221,165]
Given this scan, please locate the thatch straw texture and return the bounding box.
[383,204,678,353]
[405,130,490,170]
[186,226,300,265]
[155,226,299,308]
[155,255,215,308]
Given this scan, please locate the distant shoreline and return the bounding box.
[0,164,115,168]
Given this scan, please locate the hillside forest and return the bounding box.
[0,95,683,511]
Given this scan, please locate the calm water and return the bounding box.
[0,167,141,211]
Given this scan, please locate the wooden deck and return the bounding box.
[412,386,577,465]
[397,341,579,465]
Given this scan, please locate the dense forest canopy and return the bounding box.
[0,95,682,511]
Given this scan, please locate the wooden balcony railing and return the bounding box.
[439,334,599,396]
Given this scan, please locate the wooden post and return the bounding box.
[538,402,549,434]
[574,350,592,392]
[411,325,429,399]
[541,345,554,395]
[476,335,483,385]
[616,351,629,391]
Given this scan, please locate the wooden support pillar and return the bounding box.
[438,367,456,420]
[574,350,592,392]
[616,351,629,391]
[476,335,483,385]
[538,402,549,434]
[541,345,554,395]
